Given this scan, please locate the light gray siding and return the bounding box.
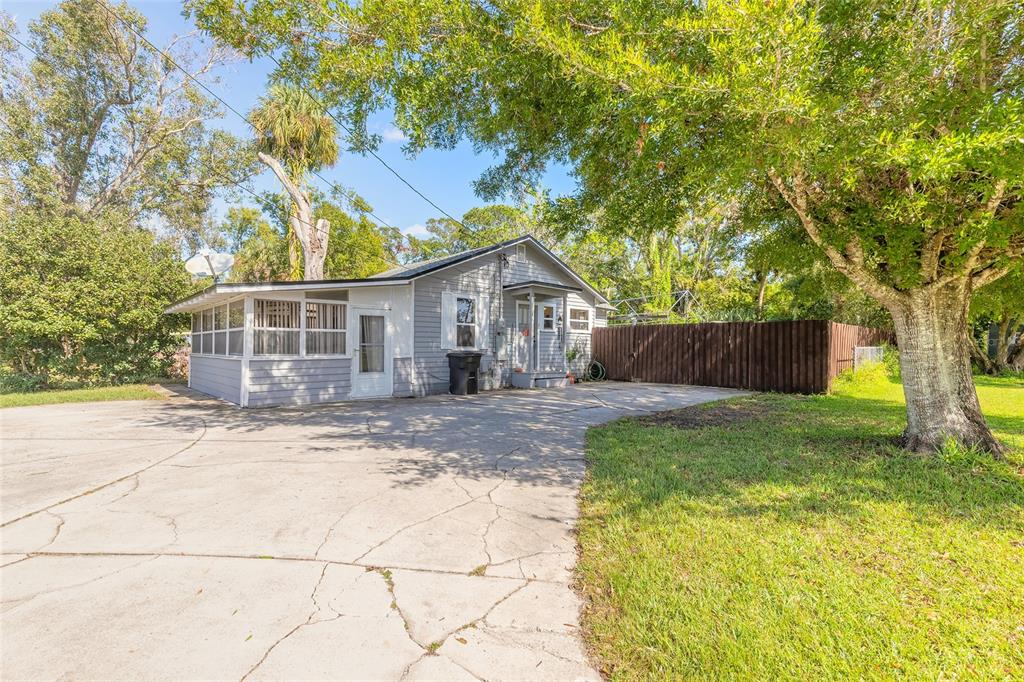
[393,357,414,397]
[412,257,501,396]
[189,355,242,404]
[247,357,352,407]
[503,242,576,286]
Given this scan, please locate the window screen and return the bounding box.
[305,301,347,355]
[254,299,300,355]
[456,297,476,348]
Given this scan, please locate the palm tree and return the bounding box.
[250,84,339,280]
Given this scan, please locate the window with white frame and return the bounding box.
[191,301,244,356]
[305,301,347,355]
[254,299,300,355]
[542,305,555,331]
[456,296,476,348]
[515,243,527,262]
[569,307,590,331]
[191,310,205,354]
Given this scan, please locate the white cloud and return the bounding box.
[402,223,430,238]
[381,125,407,143]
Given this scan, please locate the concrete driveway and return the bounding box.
[1,382,744,681]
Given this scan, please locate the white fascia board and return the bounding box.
[165,279,411,313]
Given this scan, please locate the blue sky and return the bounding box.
[5,0,577,238]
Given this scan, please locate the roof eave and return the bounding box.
[164,278,411,314]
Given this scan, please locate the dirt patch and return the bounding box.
[634,399,771,430]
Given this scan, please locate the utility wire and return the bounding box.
[94,0,473,235]
[80,0,403,236]
[260,51,475,233]
[0,21,405,267]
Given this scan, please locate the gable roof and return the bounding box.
[165,235,610,313]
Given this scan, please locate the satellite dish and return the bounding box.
[185,252,235,281]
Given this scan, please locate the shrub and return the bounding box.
[0,210,195,388]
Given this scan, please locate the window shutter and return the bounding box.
[478,294,490,350]
[441,291,456,349]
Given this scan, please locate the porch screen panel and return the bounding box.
[213,305,227,355]
[254,299,300,355]
[227,300,245,355]
[306,301,347,355]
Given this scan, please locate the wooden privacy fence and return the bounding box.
[592,321,893,394]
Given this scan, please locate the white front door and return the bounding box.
[515,302,531,370]
[351,308,392,398]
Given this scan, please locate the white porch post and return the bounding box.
[241,296,254,408]
[562,292,568,374]
[299,292,307,358]
[528,290,536,373]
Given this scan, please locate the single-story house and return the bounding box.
[165,235,613,407]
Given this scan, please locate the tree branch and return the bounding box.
[768,168,902,306]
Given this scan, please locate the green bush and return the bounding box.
[0,210,195,389]
[881,343,902,381]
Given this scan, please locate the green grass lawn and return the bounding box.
[0,384,166,408]
[578,372,1024,679]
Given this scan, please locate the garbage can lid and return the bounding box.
[446,351,484,358]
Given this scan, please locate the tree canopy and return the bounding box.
[2,0,254,250]
[0,0,251,386]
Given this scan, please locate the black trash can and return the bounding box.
[447,351,484,395]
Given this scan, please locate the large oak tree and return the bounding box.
[190,0,1023,452]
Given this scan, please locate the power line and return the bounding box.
[81,0,402,236]
[260,51,475,233]
[0,22,404,266]
[92,0,471,235]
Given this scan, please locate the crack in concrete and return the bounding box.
[1,555,159,614]
[352,477,508,565]
[313,494,377,560]
[22,550,563,584]
[0,555,33,569]
[104,475,140,506]
[385,568,530,679]
[38,511,65,551]
[240,562,331,682]
[483,627,583,665]
[492,446,523,473]
[2,417,209,528]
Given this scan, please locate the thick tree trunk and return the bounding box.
[887,282,1003,455]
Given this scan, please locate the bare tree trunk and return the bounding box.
[1008,340,1024,371]
[755,270,768,320]
[887,281,1003,455]
[287,219,302,281]
[970,333,996,374]
[258,152,330,281]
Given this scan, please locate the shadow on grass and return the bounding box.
[588,391,1024,531]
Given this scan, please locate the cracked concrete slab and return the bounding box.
[1,382,746,680]
[389,569,524,646]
